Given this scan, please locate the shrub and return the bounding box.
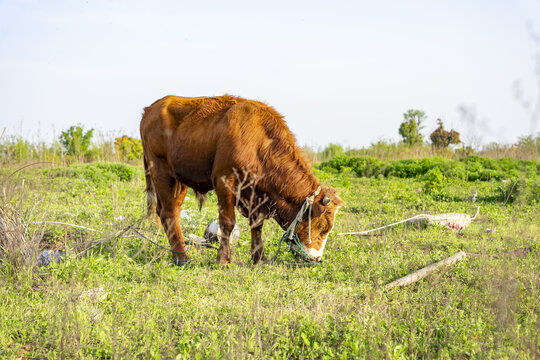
[43,162,141,186]
[385,159,422,178]
[423,167,444,194]
[321,156,384,177]
[496,178,522,204]
[319,155,539,186]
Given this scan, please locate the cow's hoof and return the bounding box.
[218,259,230,267]
[174,259,190,267]
[252,254,267,264]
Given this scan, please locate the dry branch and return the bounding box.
[385,250,467,289]
[221,167,273,228]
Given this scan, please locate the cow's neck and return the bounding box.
[269,185,320,230]
[257,141,320,229]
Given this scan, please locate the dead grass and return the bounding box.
[0,201,43,272]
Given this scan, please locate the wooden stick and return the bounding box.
[385,250,467,289]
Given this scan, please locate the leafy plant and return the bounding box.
[496,178,522,204]
[423,167,444,194]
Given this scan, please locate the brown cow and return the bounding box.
[140,95,343,265]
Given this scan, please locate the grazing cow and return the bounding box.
[140,95,343,265]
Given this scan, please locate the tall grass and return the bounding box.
[0,168,46,276]
[302,135,539,165]
[2,131,538,167]
[0,133,133,166]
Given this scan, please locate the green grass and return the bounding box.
[0,162,539,359]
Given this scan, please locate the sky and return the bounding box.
[1,0,539,148]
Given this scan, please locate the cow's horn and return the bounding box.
[322,197,331,206]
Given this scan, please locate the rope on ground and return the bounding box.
[339,206,480,236]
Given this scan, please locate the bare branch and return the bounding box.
[221,167,273,229]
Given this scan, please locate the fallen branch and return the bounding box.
[385,250,467,289]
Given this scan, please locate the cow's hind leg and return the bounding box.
[151,171,190,265]
[215,176,236,266]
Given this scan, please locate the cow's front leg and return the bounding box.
[250,222,266,264]
[215,178,236,266]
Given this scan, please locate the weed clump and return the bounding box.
[423,168,444,194]
[0,204,42,272]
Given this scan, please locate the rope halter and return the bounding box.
[281,186,322,262]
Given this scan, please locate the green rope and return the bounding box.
[271,230,319,264]
[272,186,322,263]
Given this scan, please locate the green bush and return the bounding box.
[496,178,522,204]
[43,162,141,186]
[384,159,422,178]
[423,167,444,194]
[319,155,539,185]
[320,156,384,177]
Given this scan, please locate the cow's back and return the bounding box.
[140,95,278,192]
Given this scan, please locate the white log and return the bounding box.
[385,250,467,289]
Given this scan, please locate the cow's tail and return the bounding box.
[195,191,207,211]
[143,154,158,219]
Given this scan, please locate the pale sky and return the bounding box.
[1,0,539,148]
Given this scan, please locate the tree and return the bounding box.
[114,135,143,162]
[430,119,461,148]
[399,109,426,146]
[59,124,94,156]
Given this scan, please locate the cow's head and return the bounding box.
[293,186,344,262]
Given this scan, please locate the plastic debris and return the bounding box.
[36,250,64,267]
[204,220,240,244]
[187,234,215,248]
[89,308,104,322]
[407,211,479,231]
[79,287,108,303]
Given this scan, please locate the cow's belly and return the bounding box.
[167,132,218,193]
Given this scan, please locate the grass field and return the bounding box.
[0,161,539,359]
